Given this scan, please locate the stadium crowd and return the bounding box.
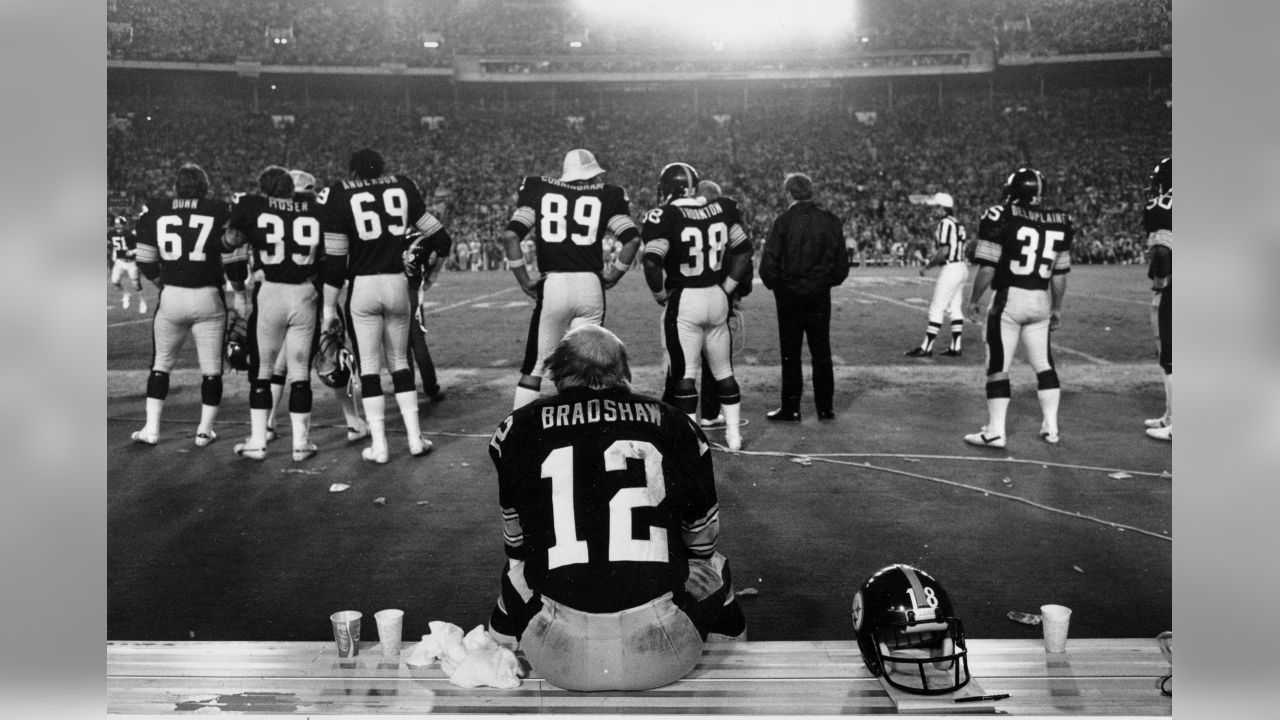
[108,81,1169,268]
[108,0,1171,66]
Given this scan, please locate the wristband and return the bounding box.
[611,259,630,273]
[507,258,526,269]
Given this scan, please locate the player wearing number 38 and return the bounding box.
[486,325,748,691]
[963,167,1074,450]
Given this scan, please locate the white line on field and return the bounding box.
[850,289,1111,365]
[1085,293,1150,307]
[108,318,152,328]
[421,286,524,316]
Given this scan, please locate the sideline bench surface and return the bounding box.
[107,638,1171,715]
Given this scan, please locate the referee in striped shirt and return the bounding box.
[905,192,970,358]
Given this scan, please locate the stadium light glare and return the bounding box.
[570,0,855,42]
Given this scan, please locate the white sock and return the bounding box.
[1037,388,1060,436]
[986,397,1009,438]
[1163,373,1172,423]
[513,383,542,410]
[362,395,388,454]
[143,397,164,434]
[290,412,311,448]
[197,403,219,436]
[394,390,423,450]
[723,403,742,449]
[249,407,270,448]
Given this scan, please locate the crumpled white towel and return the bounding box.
[405,621,521,689]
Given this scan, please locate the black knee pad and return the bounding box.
[249,378,273,410]
[985,378,1012,399]
[146,370,170,400]
[1036,369,1060,391]
[715,377,741,406]
[360,374,383,399]
[673,378,698,415]
[288,380,313,414]
[390,368,415,395]
[201,375,223,407]
[270,374,286,386]
[1161,362,1171,375]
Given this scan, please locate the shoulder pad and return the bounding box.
[982,205,1004,221]
[644,207,664,225]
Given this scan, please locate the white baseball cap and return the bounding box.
[289,169,317,195]
[560,149,605,182]
[929,192,954,209]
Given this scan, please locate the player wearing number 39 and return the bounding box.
[964,167,1074,449]
[131,163,249,447]
[501,149,642,410]
[485,325,747,691]
[642,162,753,451]
[319,148,452,463]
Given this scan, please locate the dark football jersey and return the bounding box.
[319,174,443,278]
[935,214,967,263]
[228,195,323,285]
[506,176,637,274]
[641,197,751,290]
[488,386,720,614]
[1144,191,1172,280]
[973,203,1073,291]
[134,196,240,288]
[108,230,135,261]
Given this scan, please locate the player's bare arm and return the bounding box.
[966,265,994,323]
[501,229,539,299]
[1049,273,1067,331]
[602,236,641,289]
[641,250,667,305]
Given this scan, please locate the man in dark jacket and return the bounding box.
[759,173,849,422]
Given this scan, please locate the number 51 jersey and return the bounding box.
[973,203,1074,291]
[488,386,720,614]
[506,176,638,274]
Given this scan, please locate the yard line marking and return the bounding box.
[1085,293,1150,307]
[421,286,524,316]
[850,289,1111,365]
[109,318,152,328]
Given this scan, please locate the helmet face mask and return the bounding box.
[314,317,354,389]
[852,564,971,695]
[224,315,251,372]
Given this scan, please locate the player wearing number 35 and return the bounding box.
[963,167,1074,450]
[486,325,748,691]
[500,149,643,410]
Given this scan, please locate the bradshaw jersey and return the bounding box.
[319,174,444,280]
[489,386,720,614]
[135,196,243,288]
[108,229,135,261]
[506,176,637,274]
[974,203,1073,291]
[935,214,967,263]
[642,197,750,290]
[228,195,323,285]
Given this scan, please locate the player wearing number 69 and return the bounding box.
[500,149,642,409]
[485,325,747,691]
[319,148,452,464]
[131,163,249,448]
[963,167,1074,449]
[642,162,753,451]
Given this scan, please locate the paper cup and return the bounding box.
[330,610,362,658]
[375,609,405,658]
[1040,604,1071,653]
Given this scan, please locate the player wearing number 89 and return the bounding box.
[131,163,249,447]
[319,148,451,463]
[642,162,753,451]
[964,166,1074,449]
[222,166,324,461]
[486,325,747,691]
[501,149,642,409]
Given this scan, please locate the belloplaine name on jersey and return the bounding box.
[541,399,662,429]
[1007,204,1069,225]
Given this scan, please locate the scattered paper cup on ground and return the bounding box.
[1040,604,1071,653]
[375,609,405,658]
[330,610,362,658]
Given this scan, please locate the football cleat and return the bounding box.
[1039,426,1060,445]
[292,443,318,462]
[904,347,932,358]
[409,435,434,457]
[362,446,390,464]
[233,442,266,461]
[1146,425,1172,441]
[265,427,277,442]
[699,413,727,429]
[725,433,743,452]
[138,300,148,314]
[766,408,801,422]
[130,429,158,445]
[1144,417,1171,429]
[194,430,218,447]
[940,349,962,357]
[964,430,1006,449]
[346,420,370,442]
[122,295,130,310]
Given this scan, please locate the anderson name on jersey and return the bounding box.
[506,176,638,274]
[488,387,721,614]
[642,197,751,290]
[973,203,1073,291]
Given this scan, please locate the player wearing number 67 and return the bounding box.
[485,325,747,691]
[500,149,643,410]
[318,148,452,464]
[642,162,753,451]
[131,163,249,448]
[963,166,1074,449]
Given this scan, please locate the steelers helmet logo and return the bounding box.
[851,590,865,630]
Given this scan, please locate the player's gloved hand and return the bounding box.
[1049,311,1062,332]
[322,307,340,335]
[653,289,669,306]
[965,301,984,324]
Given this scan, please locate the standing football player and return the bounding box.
[500,148,642,409]
[964,167,1073,448]
[320,148,451,463]
[222,166,324,461]
[131,163,249,447]
[405,226,451,402]
[486,325,747,691]
[643,163,753,451]
[108,216,147,314]
[1143,157,1172,441]
[905,192,968,357]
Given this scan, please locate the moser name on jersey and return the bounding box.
[267,197,311,213]
[676,201,728,222]
[541,399,662,429]
[1008,204,1069,225]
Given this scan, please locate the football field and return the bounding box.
[107,265,1171,644]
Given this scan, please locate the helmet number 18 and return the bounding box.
[906,586,940,610]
